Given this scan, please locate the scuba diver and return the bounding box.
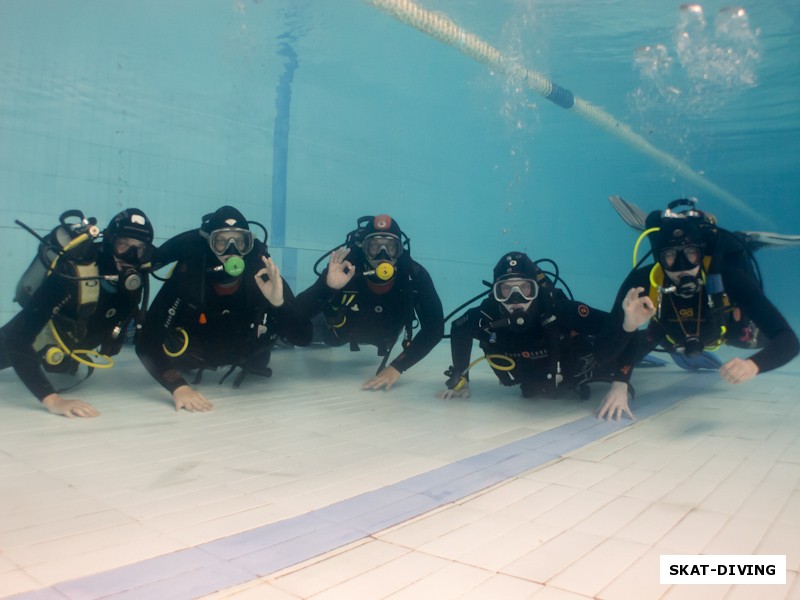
[0,208,155,417]
[598,198,799,421]
[438,252,647,400]
[610,194,800,368]
[135,205,312,412]
[296,214,444,391]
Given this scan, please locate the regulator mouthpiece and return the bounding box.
[122,271,143,292]
[224,255,245,277]
[364,262,394,281]
[44,346,65,366]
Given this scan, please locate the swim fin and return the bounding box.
[609,195,647,232]
[735,231,800,252]
[669,351,722,371]
[608,197,800,251]
[638,354,668,367]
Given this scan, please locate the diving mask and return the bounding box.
[660,245,702,272]
[113,237,150,263]
[202,227,254,256]
[363,233,402,262]
[492,277,539,303]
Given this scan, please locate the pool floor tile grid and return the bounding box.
[202,363,800,600]
[0,345,798,599]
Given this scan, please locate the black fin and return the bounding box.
[609,195,648,232]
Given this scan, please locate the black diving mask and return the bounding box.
[660,245,702,272]
[113,237,152,266]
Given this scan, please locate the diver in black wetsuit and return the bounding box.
[438,252,643,400]
[135,206,312,412]
[296,214,444,390]
[597,199,799,421]
[0,209,155,417]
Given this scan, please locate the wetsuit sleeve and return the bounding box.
[134,280,190,394]
[552,297,610,334]
[448,308,480,380]
[294,272,338,321]
[3,276,71,401]
[150,230,199,271]
[725,268,800,373]
[389,265,444,373]
[602,268,659,383]
[271,278,314,346]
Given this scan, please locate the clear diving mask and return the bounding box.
[363,233,402,262]
[492,277,539,304]
[201,227,254,257]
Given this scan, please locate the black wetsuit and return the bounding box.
[135,232,312,392]
[607,263,799,384]
[296,260,444,373]
[0,248,141,401]
[447,293,610,397]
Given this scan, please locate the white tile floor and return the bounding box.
[0,342,798,599]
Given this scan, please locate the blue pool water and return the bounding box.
[0,0,798,328]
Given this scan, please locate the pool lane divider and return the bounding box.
[361,0,764,225]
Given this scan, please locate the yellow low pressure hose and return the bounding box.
[45,228,113,368]
[633,227,660,268]
[452,353,515,390]
[48,321,114,369]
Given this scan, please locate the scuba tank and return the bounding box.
[14,210,117,373]
[15,210,101,308]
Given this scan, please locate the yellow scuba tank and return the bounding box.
[15,210,115,369]
[15,210,100,307]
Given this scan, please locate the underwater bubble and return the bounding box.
[715,7,752,40]
[679,4,704,17]
[638,2,763,114]
[676,4,711,76]
[714,7,760,84]
[678,2,706,36]
[634,44,672,80]
[698,7,761,88]
[677,4,707,34]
